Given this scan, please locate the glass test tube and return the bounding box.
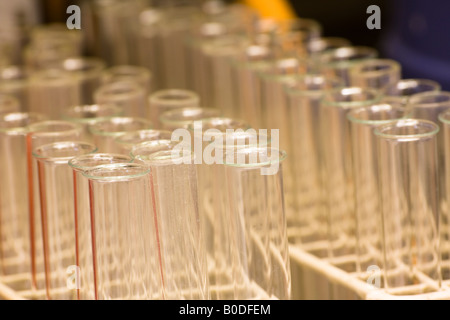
[0,94,20,115]
[138,8,164,91]
[159,107,221,131]
[347,103,407,275]
[201,35,249,116]
[375,119,441,293]
[26,121,83,293]
[349,59,402,93]
[131,146,209,300]
[207,130,271,300]
[59,57,106,105]
[69,154,133,300]
[319,46,379,86]
[28,69,81,119]
[89,117,153,153]
[62,104,124,143]
[231,45,273,129]
[149,89,200,129]
[94,81,148,119]
[0,112,47,290]
[0,66,29,111]
[160,6,202,89]
[101,65,152,96]
[83,163,165,300]
[224,147,291,300]
[23,39,80,71]
[408,92,450,224]
[320,87,382,260]
[439,110,450,281]
[114,130,173,155]
[33,142,97,300]
[284,74,344,245]
[383,79,442,105]
[184,20,230,101]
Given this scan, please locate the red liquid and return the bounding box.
[88,180,99,300]
[26,134,37,290]
[37,160,51,300]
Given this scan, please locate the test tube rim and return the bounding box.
[62,104,124,124]
[88,117,153,137]
[346,103,408,126]
[69,153,133,172]
[149,89,200,108]
[82,163,150,182]
[27,120,83,138]
[32,141,98,162]
[374,119,440,141]
[349,58,402,78]
[223,147,287,168]
[322,87,382,109]
[407,91,450,109]
[0,112,48,133]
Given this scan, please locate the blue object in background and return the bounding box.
[382,0,450,90]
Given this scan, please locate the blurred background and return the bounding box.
[1,0,449,88]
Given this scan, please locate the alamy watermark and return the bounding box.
[66,5,81,30]
[367,5,381,30]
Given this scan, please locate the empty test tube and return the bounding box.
[284,74,344,245]
[33,142,97,300]
[347,103,407,274]
[83,163,165,300]
[159,107,221,131]
[62,104,124,143]
[149,89,200,129]
[69,154,133,300]
[320,87,382,260]
[318,46,378,85]
[375,119,441,293]
[350,59,402,92]
[0,113,47,288]
[89,117,153,153]
[224,147,291,300]
[94,81,148,118]
[28,69,81,119]
[132,145,209,300]
[384,79,442,105]
[59,58,106,105]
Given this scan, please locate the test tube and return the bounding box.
[320,87,382,260]
[138,8,164,91]
[0,94,20,115]
[33,142,97,300]
[89,117,153,153]
[101,65,152,96]
[375,119,441,293]
[284,74,344,245]
[94,81,148,119]
[224,147,291,300]
[114,130,173,155]
[62,104,124,143]
[0,112,47,290]
[159,107,221,131]
[25,121,83,293]
[68,154,133,300]
[131,145,209,300]
[149,89,200,129]
[83,163,165,300]
[439,110,450,281]
[0,66,29,111]
[59,58,106,105]
[383,79,442,105]
[28,69,81,119]
[347,103,407,275]
[408,92,450,221]
[201,35,249,115]
[23,39,80,71]
[349,59,402,92]
[319,46,379,85]
[231,45,273,128]
[160,6,202,89]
